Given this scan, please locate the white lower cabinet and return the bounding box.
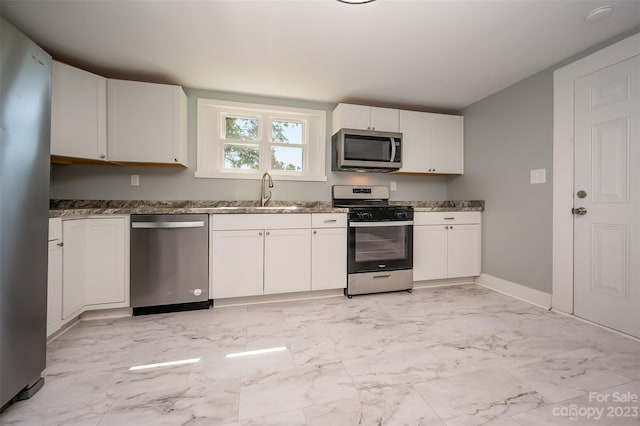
[311,214,347,290]
[50,216,129,335]
[211,230,264,298]
[84,218,128,306]
[264,229,311,294]
[447,224,482,278]
[413,225,448,280]
[47,219,63,337]
[413,212,481,281]
[62,219,87,320]
[211,213,347,299]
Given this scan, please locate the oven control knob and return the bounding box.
[395,211,407,220]
[356,211,372,220]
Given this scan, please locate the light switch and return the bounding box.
[131,175,140,186]
[530,169,546,184]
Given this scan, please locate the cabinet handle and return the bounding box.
[174,158,178,162]
[323,219,337,223]
[57,242,64,247]
[313,230,317,235]
[444,217,455,220]
[266,231,270,236]
[99,154,106,159]
[259,232,263,236]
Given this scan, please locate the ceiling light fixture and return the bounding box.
[337,0,376,4]
[584,5,615,24]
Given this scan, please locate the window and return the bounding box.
[197,99,326,181]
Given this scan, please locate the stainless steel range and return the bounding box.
[332,185,413,297]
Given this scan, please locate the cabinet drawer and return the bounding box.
[311,213,347,228]
[414,211,481,225]
[212,213,311,230]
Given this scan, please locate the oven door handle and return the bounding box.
[349,221,413,228]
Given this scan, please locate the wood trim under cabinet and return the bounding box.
[51,155,186,168]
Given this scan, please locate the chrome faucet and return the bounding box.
[260,172,274,207]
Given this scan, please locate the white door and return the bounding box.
[573,55,640,337]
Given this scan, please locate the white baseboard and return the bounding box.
[213,289,344,308]
[80,307,132,321]
[413,277,476,289]
[475,273,552,309]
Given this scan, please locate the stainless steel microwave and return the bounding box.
[332,128,402,173]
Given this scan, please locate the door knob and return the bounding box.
[572,207,587,215]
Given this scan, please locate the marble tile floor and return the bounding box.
[2,284,639,426]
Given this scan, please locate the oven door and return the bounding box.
[348,221,413,274]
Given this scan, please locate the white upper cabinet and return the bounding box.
[397,110,463,175]
[107,79,187,166]
[51,60,107,160]
[431,114,464,174]
[332,103,399,134]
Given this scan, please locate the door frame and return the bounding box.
[552,32,640,314]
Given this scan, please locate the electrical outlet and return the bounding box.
[530,169,546,184]
[131,175,140,186]
[390,181,397,191]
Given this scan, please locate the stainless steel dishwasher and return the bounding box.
[130,214,209,315]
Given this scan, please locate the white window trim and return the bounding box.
[196,98,327,181]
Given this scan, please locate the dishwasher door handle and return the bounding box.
[132,221,206,229]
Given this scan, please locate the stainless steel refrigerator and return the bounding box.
[0,17,51,410]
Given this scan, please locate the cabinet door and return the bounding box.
[431,114,464,174]
[62,220,86,320]
[311,228,347,290]
[398,110,432,173]
[370,106,399,132]
[47,240,63,337]
[332,103,372,133]
[413,225,448,281]
[264,229,311,294]
[212,230,264,298]
[107,79,187,165]
[447,224,481,278]
[51,61,107,160]
[85,218,127,306]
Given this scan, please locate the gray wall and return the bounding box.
[50,88,447,202]
[446,71,553,293]
[446,27,640,294]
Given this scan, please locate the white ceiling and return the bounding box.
[2,0,639,111]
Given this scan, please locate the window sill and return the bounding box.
[194,170,327,182]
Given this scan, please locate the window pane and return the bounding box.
[224,144,259,170]
[271,146,303,171]
[272,120,303,144]
[225,117,259,141]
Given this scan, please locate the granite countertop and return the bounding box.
[49,199,484,217]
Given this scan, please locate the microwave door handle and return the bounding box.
[390,138,396,162]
